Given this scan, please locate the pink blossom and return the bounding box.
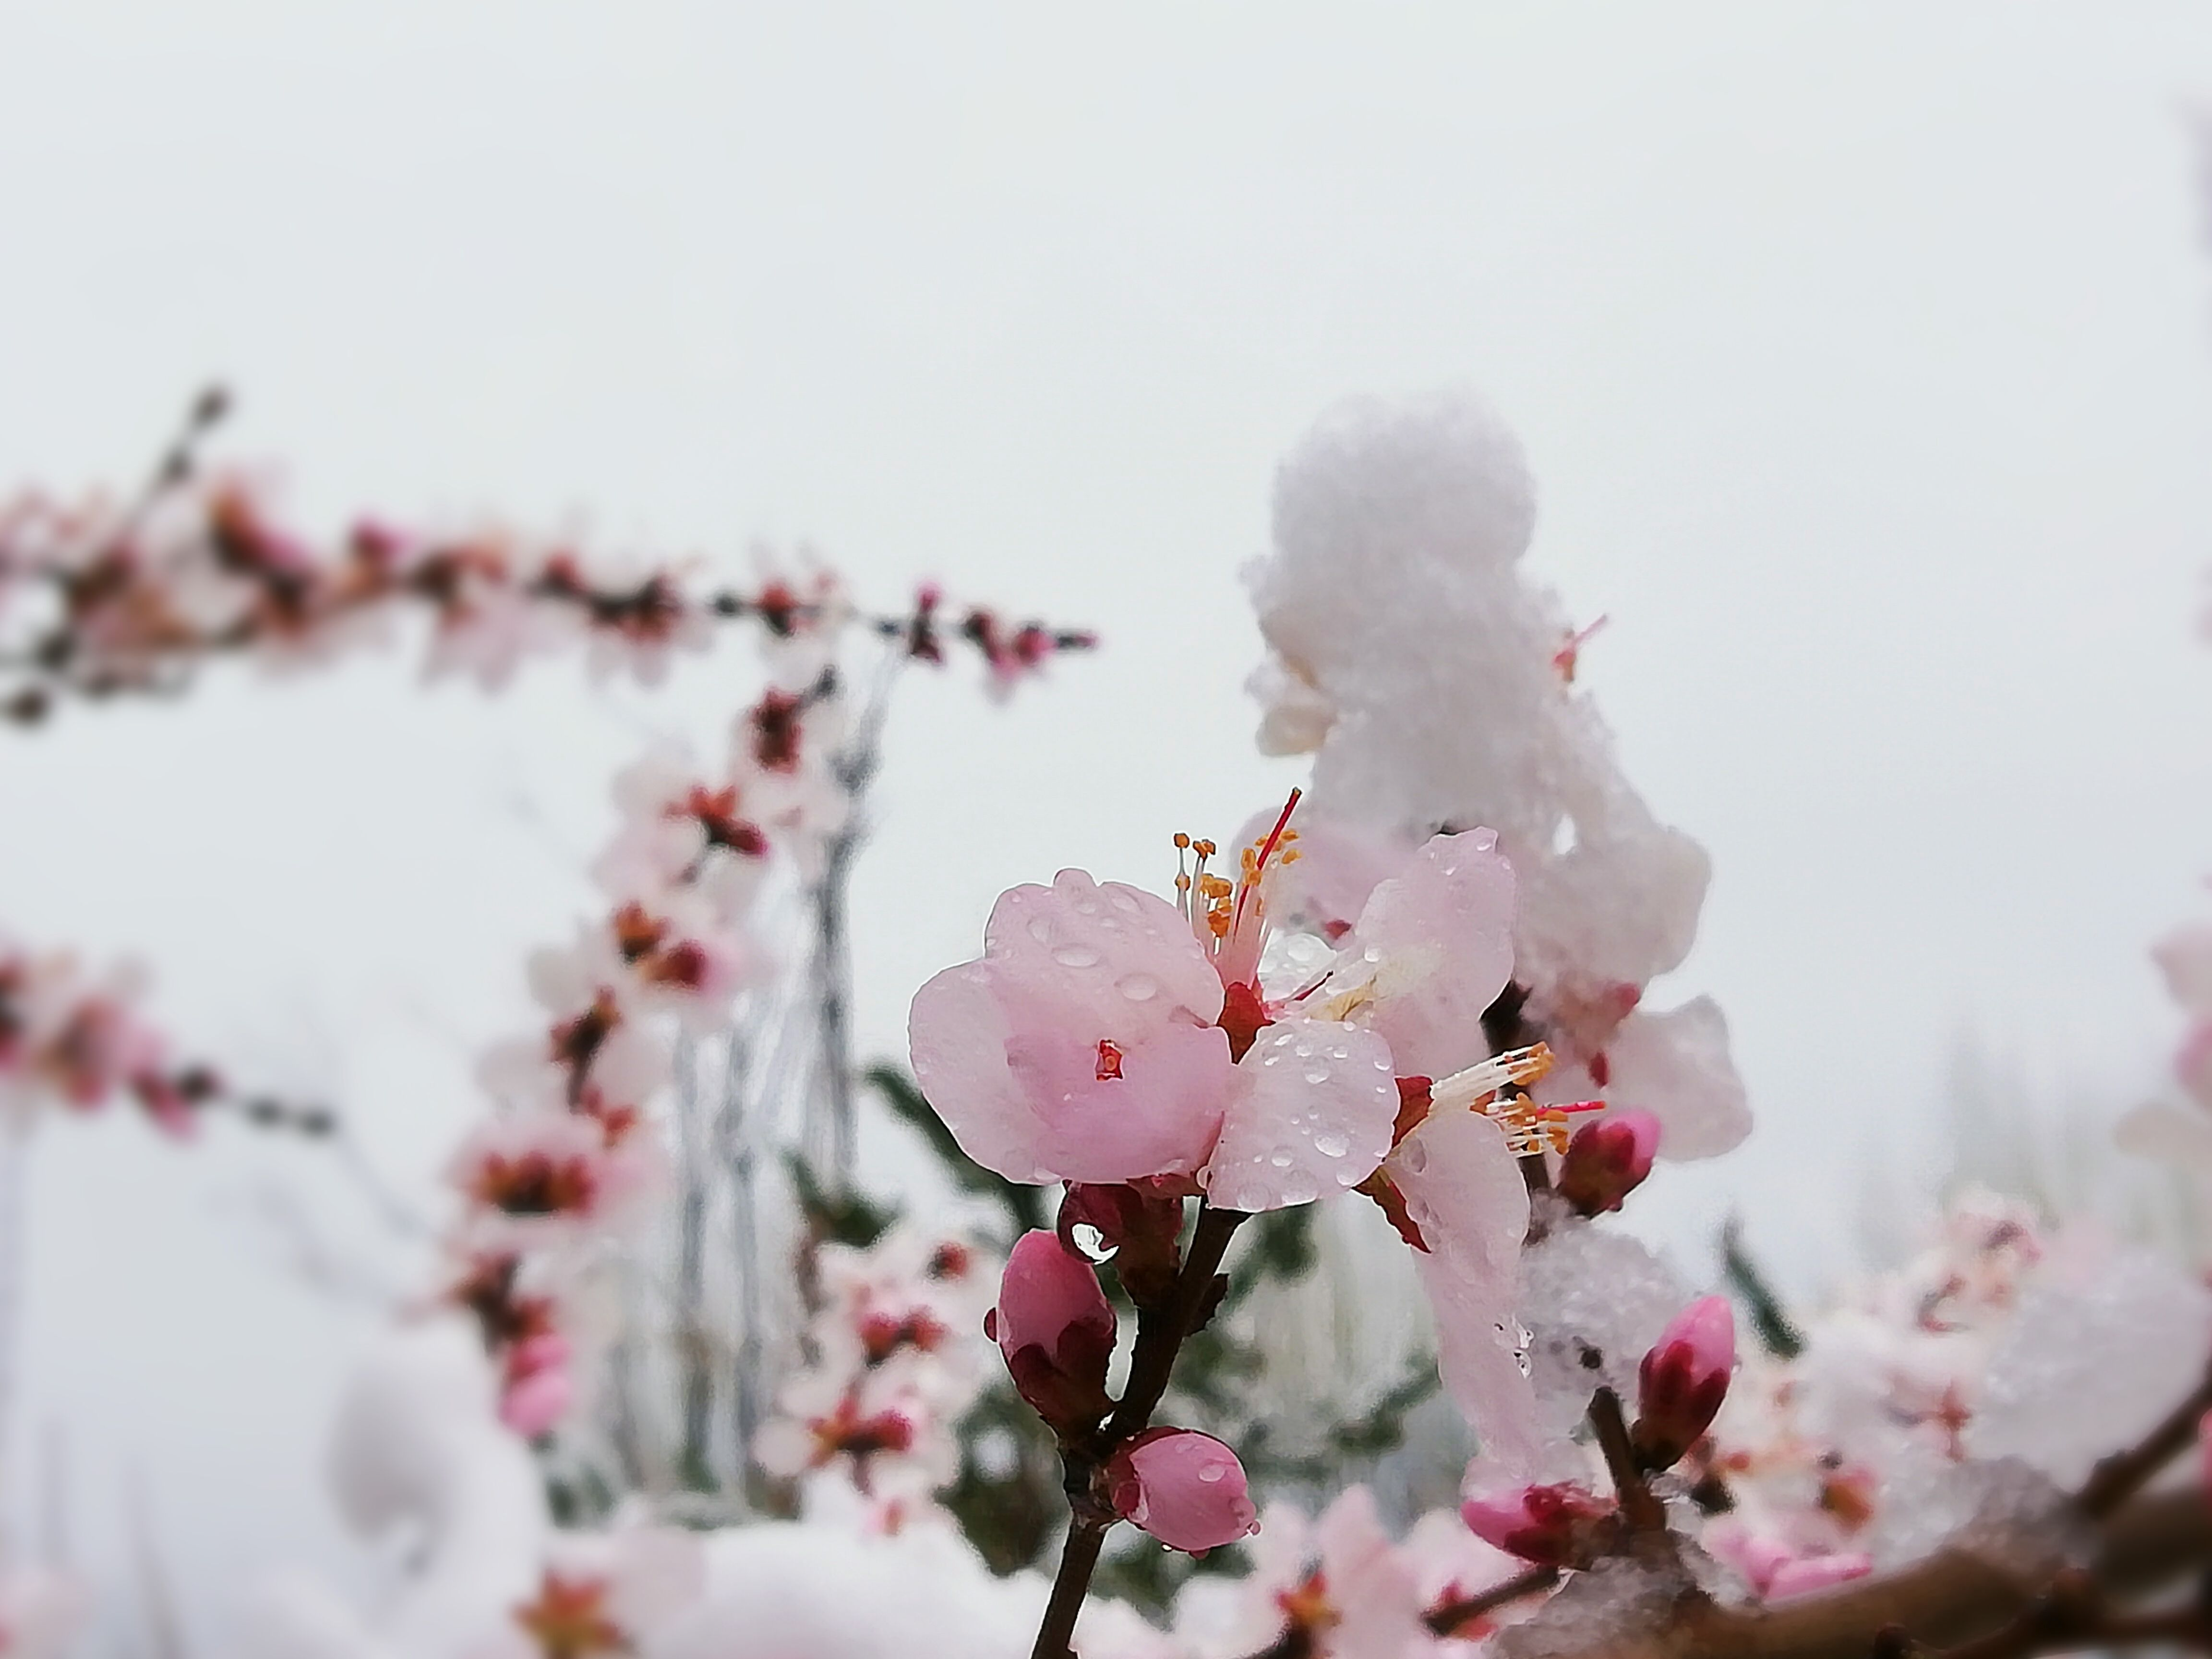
[1383,1103,1543,1473]
[1555,1109,1659,1216]
[908,870,1236,1184]
[500,1351,574,1439]
[1106,1428,1260,1553]
[985,1231,1116,1434]
[1635,1296,1736,1470]
[1459,1483,1615,1568]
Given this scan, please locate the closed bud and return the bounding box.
[1105,1428,1259,1554]
[984,1230,1116,1435]
[1555,1110,1660,1216]
[1633,1295,1736,1470]
[1057,1181,1185,1308]
[1459,1482,1617,1568]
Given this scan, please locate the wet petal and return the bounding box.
[1390,1108,1541,1474]
[982,872,1223,1037]
[1203,1018,1398,1211]
[1351,829,1517,1078]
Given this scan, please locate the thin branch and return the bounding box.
[1588,1386,1667,1534]
[1425,1566,1562,1636]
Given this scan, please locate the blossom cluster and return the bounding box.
[753,1226,996,1531]
[0,402,1094,720]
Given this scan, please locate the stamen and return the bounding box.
[1094,1040,1125,1082]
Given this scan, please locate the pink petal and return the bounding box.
[1389,1109,1539,1474]
[1764,1554,1872,1599]
[981,872,1225,1037]
[1203,1018,1398,1211]
[500,1366,573,1438]
[1599,998,1749,1160]
[910,964,1236,1184]
[1107,1429,1260,1553]
[1351,830,1517,1079]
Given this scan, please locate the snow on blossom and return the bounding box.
[912,802,1523,1213]
[1242,395,1747,1165]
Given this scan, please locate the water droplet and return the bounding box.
[1335,1165,1365,1187]
[1117,973,1158,1002]
[1196,1464,1225,1484]
[1303,1064,1329,1083]
[1268,1151,1294,1169]
[1283,1176,1318,1203]
[1400,1142,1429,1174]
[1052,944,1102,969]
[1027,918,1053,944]
[1261,1051,1283,1067]
[1327,1045,1349,1060]
[1313,1131,1349,1158]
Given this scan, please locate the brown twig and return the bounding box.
[1425,1566,1562,1636]
[2077,1364,2212,1519]
[1588,1386,1668,1534]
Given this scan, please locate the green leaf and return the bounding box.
[782,1150,897,1249]
[1720,1216,1805,1360]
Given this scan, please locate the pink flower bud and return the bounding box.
[984,1230,1116,1435]
[1105,1428,1259,1554]
[1633,1295,1736,1470]
[1057,1182,1186,1307]
[500,1363,573,1438]
[1555,1110,1660,1216]
[1459,1482,1617,1568]
[1765,1553,1872,1599]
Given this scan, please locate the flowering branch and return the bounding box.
[0,392,1096,722]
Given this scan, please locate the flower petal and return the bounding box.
[1390,1108,1541,1475]
[1597,997,1749,1161]
[1202,1019,1397,1211]
[982,872,1224,1037]
[1351,829,1517,1079]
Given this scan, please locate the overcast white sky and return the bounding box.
[2,2,2211,1645]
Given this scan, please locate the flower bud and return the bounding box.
[1633,1295,1735,1470]
[984,1230,1116,1435]
[1555,1110,1660,1216]
[1459,1482,1617,1568]
[1765,1553,1872,1599]
[1105,1428,1259,1553]
[1058,1182,1185,1308]
[500,1337,574,1439]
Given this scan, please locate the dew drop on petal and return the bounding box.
[1027,918,1054,944]
[1118,973,1159,1002]
[1053,944,1102,969]
[1197,1464,1225,1484]
[1269,1151,1294,1169]
[1313,1131,1349,1158]
[1400,1142,1428,1175]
